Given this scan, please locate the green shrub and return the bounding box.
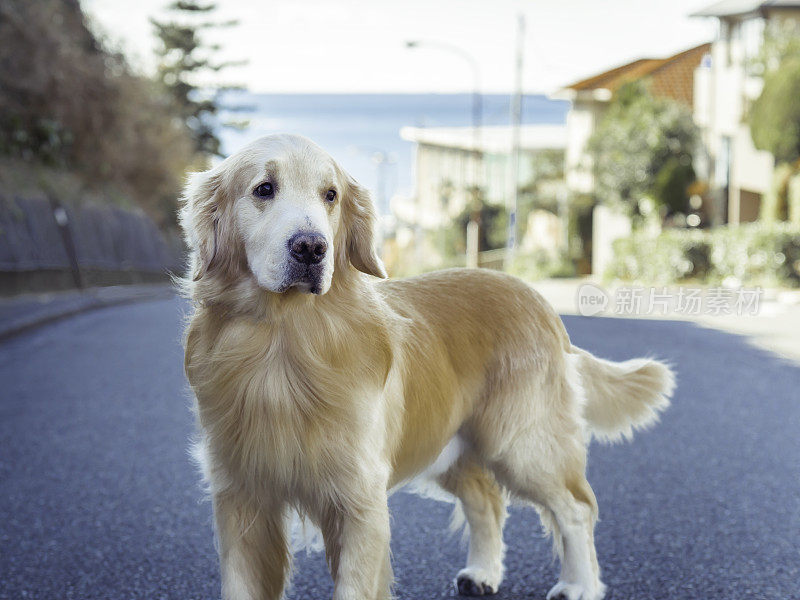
[788,172,800,226]
[709,223,800,286]
[507,249,577,281]
[606,223,800,287]
[606,229,710,284]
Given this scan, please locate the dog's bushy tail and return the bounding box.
[570,346,675,443]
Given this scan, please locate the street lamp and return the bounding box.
[405,39,483,267]
[349,144,398,256]
[351,145,397,218]
[405,40,482,139]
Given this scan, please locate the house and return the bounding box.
[691,0,800,224]
[554,43,711,199]
[394,125,567,269]
[552,44,711,274]
[398,124,567,229]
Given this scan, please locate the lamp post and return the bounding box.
[405,40,482,143]
[350,145,397,254]
[405,39,483,267]
[506,14,525,259]
[356,146,397,218]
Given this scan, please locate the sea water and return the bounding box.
[219,92,568,204]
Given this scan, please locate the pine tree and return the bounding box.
[151,1,245,157]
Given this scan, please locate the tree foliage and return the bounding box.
[750,23,800,224]
[151,1,244,157]
[518,149,565,216]
[750,56,800,165]
[0,0,194,226]
[749,19,800,76]
[587,81,699,217]
[442,187,508,256]
[454,198,507,253]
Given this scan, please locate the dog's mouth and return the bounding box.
[282,263,325,295]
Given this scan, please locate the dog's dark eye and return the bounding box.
[254,182,274,199]
[325,189,337,203]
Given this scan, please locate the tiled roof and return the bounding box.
[561,43,712,107]
[649,44,712,106]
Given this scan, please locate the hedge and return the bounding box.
[606,222,800,287]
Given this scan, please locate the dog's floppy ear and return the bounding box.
[179,168,225,281]
[341,175,387,279]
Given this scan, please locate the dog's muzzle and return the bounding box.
[284,232,327,294]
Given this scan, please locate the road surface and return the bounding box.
[1,297,798,599]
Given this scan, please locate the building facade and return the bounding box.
[391,125,567,270]
[553,43,711,274]
[692,0,800,224]
[398,125,567,230]
[554,43,711,199]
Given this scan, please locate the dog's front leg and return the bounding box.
[320,484,392,600]
[214,489,289,600]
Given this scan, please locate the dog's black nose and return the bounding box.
[288,232,327,265]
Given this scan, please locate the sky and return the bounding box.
[84,0,720,95]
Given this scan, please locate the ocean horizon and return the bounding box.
[219,92,569,201]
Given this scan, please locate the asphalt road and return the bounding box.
[1,297,798,600]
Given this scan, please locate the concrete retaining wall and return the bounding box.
[0,195,184,296]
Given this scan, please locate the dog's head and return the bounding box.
[180,134,386,298]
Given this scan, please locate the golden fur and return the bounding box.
[179,134,675,600]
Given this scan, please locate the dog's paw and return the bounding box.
[546,580,606,600]
[454,567,500,596]
[456,576,495,596]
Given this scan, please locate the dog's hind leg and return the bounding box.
[496,454,604,600]
[439,456,507,596]
[538,482,603,600]
[485,372,605,600]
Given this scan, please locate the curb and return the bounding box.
[0,284,176,343]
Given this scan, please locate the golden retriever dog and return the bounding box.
[179,134,674,600]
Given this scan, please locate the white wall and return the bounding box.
[592,204,631,277]
[732,124,774,195]
[410,143,563,230]
[565,99,599,195]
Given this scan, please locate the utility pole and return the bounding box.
[506,13,525,261]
